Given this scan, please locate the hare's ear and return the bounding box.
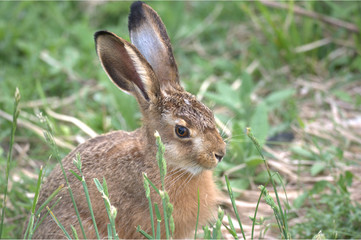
[128,1,181,91]
[95,31,160,104]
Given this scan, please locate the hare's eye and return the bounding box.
[175,125,190,138]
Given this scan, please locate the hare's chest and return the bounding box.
[169,171,219,238]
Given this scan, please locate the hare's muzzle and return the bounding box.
[214,152,224,162]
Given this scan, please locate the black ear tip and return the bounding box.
[94,30,111,41]
[130,1,144,11]
[129,1,146,31]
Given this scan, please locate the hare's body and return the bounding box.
[33,129,218,239]
[32,2,225,238]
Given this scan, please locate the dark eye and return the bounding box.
[175,125,190,138]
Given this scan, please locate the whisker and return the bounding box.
[174,172,193,198]
[165,167,184,181]
[221,117,234,138]
[225,138,248,144]
[224,133,249,143]
[216,116,233,139]
[166,169,189,190]
[175,171,198,198]
[166,160,199,191]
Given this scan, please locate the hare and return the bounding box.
[32,1,226,239]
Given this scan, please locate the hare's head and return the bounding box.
[95,1,225,175]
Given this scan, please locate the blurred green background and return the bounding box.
[1,1,360,238]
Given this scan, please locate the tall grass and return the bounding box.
[93,177,119,240]
[246,128,290,239]
[220,127,291,239]
[0,88,20,238]
[39,114,87,239]
[225,175,246,239]
[23,165,43,239]
[72,153,100,239]
[36,115,122,239]
[137,131,174,239]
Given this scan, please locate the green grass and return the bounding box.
[0,88,20,238]
[290,172,361,238]
[1,1,361,239]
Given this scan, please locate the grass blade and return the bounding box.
[107,224,112,240]
[0,88,20,238]
[46,206,71,239]
[154,132,171,239]
[137,226,153,239]
[23,165,43,239]
[155,131,167,190]
[246,127,290,239]
[35,184,64,216]
[80,176,100,239]
[23,214,32,239]
[102,177,109,196]
[203,225,211,239]
[74,154,100,239]
[143,174,160,194]
[225,213,238,239]
[70,225,79,240]
[33,197,62,233]
[160,191,170,239]
[31,166,43,215]
[69,170,82,181]
[143,173,155,238]
[39,114,87,239]
[251,185,265,239]
[154,203,161,239]
[194,188,200,239]
[94,178,119,240]
[225,175,246,240]
[213,207,224,239]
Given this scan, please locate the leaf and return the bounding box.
[230,178,250,190]
[265,89,295,110]
[240,72,254,103]
[310,162,325,176]
[249,102,269,146]
[291,146,314,159]
[337,171,354,193]
[344,171,353,186]
[310,180,328,195]
[332,90,353,103]
[293,192,308,209]
[255,170,282,185]
[254,170,269,184]
[245,157,264,167]
[204,92,241,114]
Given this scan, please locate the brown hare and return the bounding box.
[32,1,226,238]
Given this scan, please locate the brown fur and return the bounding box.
[31,2,226,239]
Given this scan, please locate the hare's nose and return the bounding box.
[214,141,226,162]
[214,152,224,162]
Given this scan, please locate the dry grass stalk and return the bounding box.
[260,0,360,33]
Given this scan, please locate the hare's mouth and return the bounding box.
[176,154,219,175]
[196,152,220,170]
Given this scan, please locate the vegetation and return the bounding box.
[1,1,360,239]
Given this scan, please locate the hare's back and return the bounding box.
[45,128,147,195]
[33,129,150,238]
